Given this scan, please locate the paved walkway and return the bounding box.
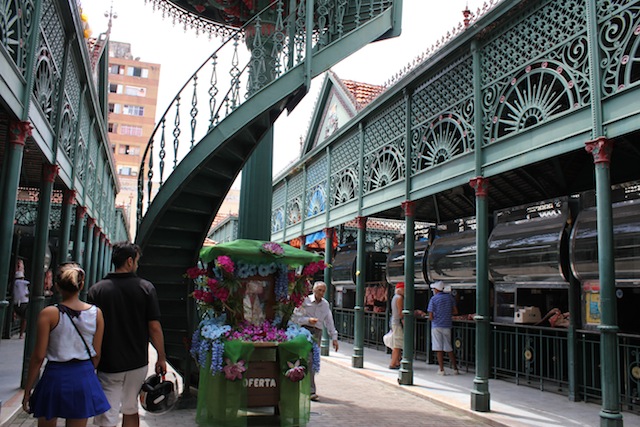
[2,337,640,426]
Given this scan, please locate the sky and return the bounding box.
[81,0,490,180]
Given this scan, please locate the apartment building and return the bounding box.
[107,41,160,237]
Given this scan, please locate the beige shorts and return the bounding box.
[391,323,403,349]
[94,365,148,426]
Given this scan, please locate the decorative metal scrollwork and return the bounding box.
[331,169,357,207]
[271,207,284,232]
[489,61,580,142]
[306,184,326,218]
[34,46,56,124]
[364,146,403,193]
[412,113,472,173]
[59,105,74,160]
[287,198,302,226]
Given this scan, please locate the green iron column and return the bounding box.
[237,127,274,240]
[399,200,416,385]
[567,273,580,401]
[88,227,101,288]
[586,138,622,427]
[22,164,58,386]
[81,218,95,301]
[352,216,367,368]
[470,177,490,412]
[96,233,106,282]
[321,227,334,356]
[0,121,32,342]
[73,206,86,265]
[58,189,76,264]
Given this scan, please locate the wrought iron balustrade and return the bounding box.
[136,0,395,226]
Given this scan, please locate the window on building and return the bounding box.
[119,125,144,137]
[123,105,144,116]
[118,145,141,156]
[111,144,116,153]
[108,103,122,114]
[109,84,123,94]
[124,85,146,97]
[109,64,125,75]
[118,166,138,176]
[126,66,149,78]
[108,123,117,133]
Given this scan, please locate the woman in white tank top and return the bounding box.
[22,263,110,426]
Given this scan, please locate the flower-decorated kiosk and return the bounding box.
[187,240,326,427]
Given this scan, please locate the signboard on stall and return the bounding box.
[583,281,601,325]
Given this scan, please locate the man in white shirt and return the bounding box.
[293,281,339,401]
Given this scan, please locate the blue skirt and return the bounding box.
[30,360,110,420]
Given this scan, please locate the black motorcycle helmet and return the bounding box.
[139,373,178,414]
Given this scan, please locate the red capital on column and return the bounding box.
[87,217,96,228]
[100,233,106,242]
[470,177,489,197]
[43,164,59,183]
[323,227,334,236]
[64,189,77,205]
[94,226,101,237]
[356,216,367,229]
[401,200,416,217]
[585,137,613,164]
[8,120,32,146]
[76,206,87,220]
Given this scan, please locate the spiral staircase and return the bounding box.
[134,0,402,384]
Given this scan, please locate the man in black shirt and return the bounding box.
[88,242,167,427]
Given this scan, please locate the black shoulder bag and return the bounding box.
[57,304,93,360]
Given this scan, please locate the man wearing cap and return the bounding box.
[13,269,30,339]
[427,281,459,375]
[389,282,404,369]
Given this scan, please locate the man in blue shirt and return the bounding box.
[427,281,459,375]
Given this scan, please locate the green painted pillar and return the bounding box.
[58,189,76,264]
[352,216,367,368]
[0,121,31,343]
[237,128,274,240]
[585,138,622,426]
[567,273,581,401]
[88,227,101,288]
[73,206,86,265]
[321,227,334,356]
[470,177,490,412]
[399,201,416,385]
[22,164,58,386]
[96,234,106,283]
[80,218,95,301]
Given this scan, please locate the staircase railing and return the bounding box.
[136,0,395,227]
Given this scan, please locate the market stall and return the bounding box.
[187,240,325,427]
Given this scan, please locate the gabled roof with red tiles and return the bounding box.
[300,70,386,156]
[338,78,385,112]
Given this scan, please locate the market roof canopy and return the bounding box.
[200,239,322,267]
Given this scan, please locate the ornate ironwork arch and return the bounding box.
[306,184,326,218]
[412,112,472,173]
[490,61,579,141]
[331,169,358,207]
[365,145,403,192]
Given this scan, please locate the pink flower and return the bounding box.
[223,359,246,381]
[302,261,326,276]
[285,359,306,382]
[261,242,284,256]
[186,267,206,279]
[216,256,235,274]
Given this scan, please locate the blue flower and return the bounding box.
[312,343,321,373]
[258,264,270,277]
